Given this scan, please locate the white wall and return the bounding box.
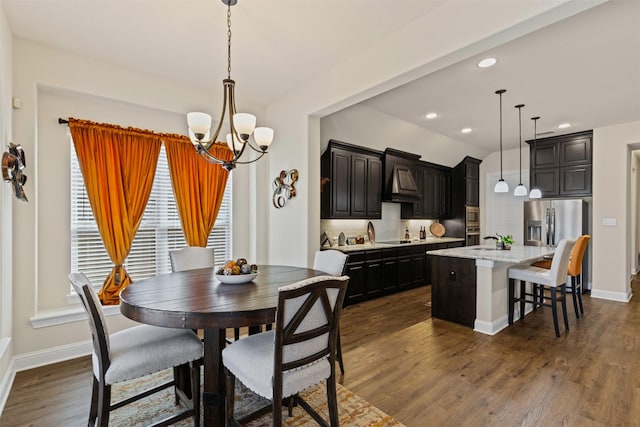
[0,1,14,413]
[592,120,640,302]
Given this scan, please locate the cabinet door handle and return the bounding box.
[449,271,456,281]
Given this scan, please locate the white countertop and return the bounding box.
[325,237,465,253]
[427,244,554,263]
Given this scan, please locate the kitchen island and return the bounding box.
[427,244,554,335]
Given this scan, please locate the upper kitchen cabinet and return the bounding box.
[528,130,592,198]
[321,140,383,219]
[400,160,451,220]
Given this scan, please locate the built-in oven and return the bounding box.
[466,206,480,227]
[466,227,480,246]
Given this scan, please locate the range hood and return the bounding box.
[384,149,421,203]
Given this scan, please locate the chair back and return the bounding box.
[274,275,348,374]
[313,250,348,276]
[68,273,111,379]
[169,246,215,272]
[567,235,590,276]
[549,238,577,286]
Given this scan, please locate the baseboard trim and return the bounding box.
[590,288,632,303]
[13,340,92,372]
[0,357,15,417]
[474,316,508,336]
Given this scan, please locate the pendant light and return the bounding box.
[529,116,542,198]
[513,104,527,196]
[494,89,508,193]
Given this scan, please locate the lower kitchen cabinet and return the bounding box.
[430,255,476,327]
[341,240,463,306]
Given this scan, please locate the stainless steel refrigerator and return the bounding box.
[524,199,589,288]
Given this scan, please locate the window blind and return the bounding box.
[70,142,233,288]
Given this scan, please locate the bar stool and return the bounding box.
[532,235,590,318]
[508,238,576,337]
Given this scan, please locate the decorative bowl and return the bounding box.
[215,272,258,284]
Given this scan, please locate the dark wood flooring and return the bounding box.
[3,279,640,426]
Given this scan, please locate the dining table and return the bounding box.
[119,264,328,427]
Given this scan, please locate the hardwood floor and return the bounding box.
[3,279,640,426]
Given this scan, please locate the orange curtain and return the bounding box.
[164,136,233,247]
[69,118,162,305]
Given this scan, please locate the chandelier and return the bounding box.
[187,0,274,172]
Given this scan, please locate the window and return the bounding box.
[70,142,232,288]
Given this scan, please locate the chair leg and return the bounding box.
[191,361,201,427]
[226,370,236,425]
[560,285,569,332]
[88,376,99,426]
[519,280,526,320]
[550,287,560,338]
[577,274,585,314]
[336,332,345,376]
[570,275,580,319]
[327,375,340,427]
[97,382,111,427]
[234,327,240,341]
[508,278,515,325]
[272,389,283,427]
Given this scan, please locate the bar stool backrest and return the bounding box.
[549,238,577,285]
[567,235,590,277]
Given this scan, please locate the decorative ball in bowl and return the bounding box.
[215,258,258,284]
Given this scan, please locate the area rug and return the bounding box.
[109,369,404,426]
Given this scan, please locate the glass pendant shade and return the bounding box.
[187,112,212,138]
[254,127,274,148]
[494,179,509,193]
[226,134,243,151]
[233,113,256,137]
[514,184,528,196]
[529,188,542,198]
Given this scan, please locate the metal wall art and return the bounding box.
[2,143,28,201]
[272,169,299,208]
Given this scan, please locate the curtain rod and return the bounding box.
[58,118,69,125]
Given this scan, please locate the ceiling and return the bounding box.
[3,0,639,153]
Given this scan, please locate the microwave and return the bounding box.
[466,206,480,227]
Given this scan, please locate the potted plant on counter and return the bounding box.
[499,234,514,250]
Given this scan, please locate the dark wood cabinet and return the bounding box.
[430,255,476,327]
[528,130,592,198]
[382,248,398,292]
[401,163,451,219]
[344,251,365,305]
[365,250,383,297]
[321,140,383,219]
[442,156,482,244]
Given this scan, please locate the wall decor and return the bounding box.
[2,143,28,201]
[272,169,299,208]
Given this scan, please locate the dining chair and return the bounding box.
[507,238,576,337]
[169,246,216,273]
[313,249,348,376]
[69,272,203,427]
[222,275,349,427]
[532,235,590,319]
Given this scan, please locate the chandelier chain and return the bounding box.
[227,3,232,79]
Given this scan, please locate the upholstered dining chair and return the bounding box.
[223,275,349,427]
[313,250,348,376]
[508,238,576,337]
[532,235,590,319]
[169,246,216,273]
[69,273,203,427]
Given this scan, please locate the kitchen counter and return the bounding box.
[427,244,554,263]
[326,237,465,253]
[427,244,554,335]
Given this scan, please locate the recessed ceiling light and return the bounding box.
[461,128,472,134]
[477,57,497,68]
[425,112,438,119]
[558,123,571,129]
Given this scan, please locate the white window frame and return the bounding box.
[70,141,232,291]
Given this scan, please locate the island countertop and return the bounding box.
[326,237,465,253]
[427,244,554,264]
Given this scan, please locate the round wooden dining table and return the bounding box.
[119,264,327,427]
